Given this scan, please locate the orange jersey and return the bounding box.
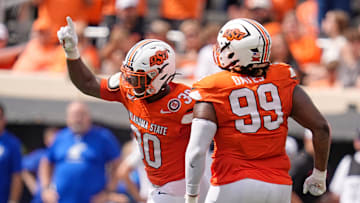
[100,78,194,186]
[12,39,66,72]
[191,63,299,186]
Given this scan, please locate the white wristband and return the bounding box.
[312,168,327,179]
[65,48,80,60]
[186,183,200,196]
[185,194,198,203]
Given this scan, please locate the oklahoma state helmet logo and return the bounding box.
[223,28,247,41]
[150,50,169,66]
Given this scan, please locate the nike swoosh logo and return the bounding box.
[160,109,172,114]
[158,191,168,195]
[190,163,195,168]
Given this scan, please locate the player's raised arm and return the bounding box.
[57,16,101,98]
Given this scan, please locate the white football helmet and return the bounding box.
[213,18,272,70]
[121,39,176,99]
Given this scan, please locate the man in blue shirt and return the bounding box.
[22,127,58,203]
[0,102,23,203]
[39,101,121,203]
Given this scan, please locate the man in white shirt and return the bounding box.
[330,132,360,203]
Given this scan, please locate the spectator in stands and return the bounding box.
[310,10,351,88]
[96,0,146,50]
[74,20,101,74]
[176,19,203,80]
[159,0,205,29]
[0,23,25,69]
[337,28,360,87]
[39,101,121,203]
[271,0,297,22]
[290,129,329,203]
[117,139,152,203]
[32,0,97,39]
[329,129,360,203]
[12,18,67,73]
[225,0,252,20]
[194,22,222,81]
[245,0,281,36]
[99,25,133,74]
[281,11,323,85]
[0,102,23,203]
[270,33,303,83]
[317,0,351,29]
[0,23,9,51]
[306,61,341,88]
[282,10,322,68]
[144,19,172,45]
[306,10,349,87]
[100,0,117,31]
[84,0,104,26]
[21,127,58,203]
[116,0,148,20]
[296,0,320,35]
[286,136,299,164]
[319,10,349,67]
[115,0,145,41]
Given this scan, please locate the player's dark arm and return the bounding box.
[193,101,217,123]
[67,58,101,98]
[290,85,331,171]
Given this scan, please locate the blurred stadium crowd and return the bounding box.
[0,0,359,87]
[0,0,360,202]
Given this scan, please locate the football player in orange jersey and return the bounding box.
[184,18,331,203]
[57,17,209,203]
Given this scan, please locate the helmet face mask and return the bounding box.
[120,39,176,99]
[213,18,272,71]
[121,66,155,97]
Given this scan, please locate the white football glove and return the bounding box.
[185,194,198,203]
[57,16,80,59]
[303,168,327,196]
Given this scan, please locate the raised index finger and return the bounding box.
[66,16,75,30]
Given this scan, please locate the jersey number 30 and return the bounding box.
[229,83,284,133]
[131,124,161,168]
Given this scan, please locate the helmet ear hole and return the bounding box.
[228,52,235,59]
[146,75,152,85]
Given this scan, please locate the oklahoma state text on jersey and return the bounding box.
[190,63,299,186]
[100,75,194,186]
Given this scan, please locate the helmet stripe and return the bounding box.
[126,39,155,67]
[243,19,271,63]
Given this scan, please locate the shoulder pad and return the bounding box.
[107,72,121,91]
[288,67,297,79]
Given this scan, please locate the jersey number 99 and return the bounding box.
[229,83,284,133]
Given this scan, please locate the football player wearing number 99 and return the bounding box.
[57,17,209,203]
[184,18,331,203]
